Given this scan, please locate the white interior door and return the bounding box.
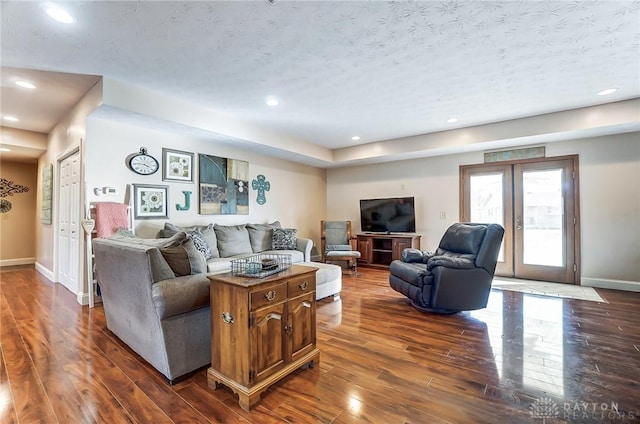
[57,151,81,294]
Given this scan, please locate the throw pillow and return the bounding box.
[163,222,219,258]
[187,229,213,260]
[214,224,253,257]
[246,221,282,253]
[272,228,297,250]
[160,238,207,276]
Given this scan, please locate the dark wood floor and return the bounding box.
[1,265,639,424]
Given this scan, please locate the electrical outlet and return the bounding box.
[440,212,447,220]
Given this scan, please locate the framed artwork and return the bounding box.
[133,184,169,219]
[198,153,249,215]
[41,163,53,224]
[162,148,194,182]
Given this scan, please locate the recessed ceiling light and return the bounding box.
[351,136,361,141]
[0,148,11,152]
[3,116,19,122]
[597,88,618,96]
[45,5,75,24]
[265,97,279,107]
[447,117,459,123]
[16,81,36,89]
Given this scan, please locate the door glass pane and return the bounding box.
[522,169,563,266]
[470,173,504,262]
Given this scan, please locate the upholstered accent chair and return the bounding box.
[389,223,504,314]
[321,220,361,273]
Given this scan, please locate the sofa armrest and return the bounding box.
[152,274,210,319]
[296,237,313,262]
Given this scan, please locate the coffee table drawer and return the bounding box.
[249,283,287,311]
[287,275,316,297]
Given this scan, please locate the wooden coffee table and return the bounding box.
[207,264,320,411]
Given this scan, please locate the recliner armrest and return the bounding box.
[402,248,433,263]
[427,256,475,271]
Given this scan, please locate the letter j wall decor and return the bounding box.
[198,154,249,215]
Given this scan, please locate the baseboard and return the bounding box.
[77,292,103,306]
[581,277,640,293]
[0,257,35,267]
[35,262,55,282]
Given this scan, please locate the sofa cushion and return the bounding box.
[214,224,253,257]
[151,274,210,319]
[261,250,304,263]
[163,223,219,258]
[206,257,234,274]
[160,238,207,276]
[246,221,281,253]
[272,228,297,250]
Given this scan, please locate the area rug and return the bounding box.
[492,278,607,303]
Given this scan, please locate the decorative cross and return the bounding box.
[251,174,270,205]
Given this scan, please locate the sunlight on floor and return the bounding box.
[492,278,606,303]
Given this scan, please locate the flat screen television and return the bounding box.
[359,197,416,233]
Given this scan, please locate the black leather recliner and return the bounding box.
[389,223,505,314]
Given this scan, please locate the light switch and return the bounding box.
[440,212,447,219]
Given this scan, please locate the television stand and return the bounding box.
[357,233,421,269]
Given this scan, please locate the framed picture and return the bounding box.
[199,153,249,215]
[41,163,53,224]
[133,184,169,219]
[162,148,194,183]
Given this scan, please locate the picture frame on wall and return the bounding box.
[133,184,169,219]
[198,153,249,215]
[162,148,194,183]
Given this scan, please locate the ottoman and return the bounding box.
[300,261,342,301]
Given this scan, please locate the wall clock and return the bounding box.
[127,147,159,175]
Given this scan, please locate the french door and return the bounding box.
[460,156,579,284]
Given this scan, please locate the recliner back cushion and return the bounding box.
[438,223,486,255]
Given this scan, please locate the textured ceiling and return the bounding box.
[1,1,639,152]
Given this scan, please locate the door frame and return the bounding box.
[460,154,581,284]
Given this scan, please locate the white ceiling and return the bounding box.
[1,1,639,163]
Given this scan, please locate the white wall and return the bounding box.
[327,133,640,286]
[35,80,103,281]
[85,117,327,244]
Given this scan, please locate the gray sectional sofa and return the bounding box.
[92,222,312,382]
[158,221,312,274]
